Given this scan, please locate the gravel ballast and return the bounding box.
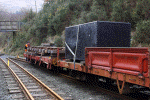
[0,55,14,100]
[0,55,123,100]
[13,59,123,100]
[0,64,13,100]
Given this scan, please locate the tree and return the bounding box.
[91,0,107,21]
[133,20,150,45]
[54,36,64,47]
[21,8,36,22]
[111,0,132,22]
[0,7,10,21]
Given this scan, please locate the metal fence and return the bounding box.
[0,21,21,32]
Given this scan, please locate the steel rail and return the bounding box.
[12,57,137,100]
[0,58,34,100]
[8,58,64,100]
[13,57,27,62]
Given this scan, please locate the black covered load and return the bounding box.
[65,21,131,61]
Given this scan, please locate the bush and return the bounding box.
[91,0,107,21]
[47,3,71,36]
[6,0,150,55]
[22,8,36,22]
[54,37,64,47]
[86,12,98,22]
[132,20,150,45]
[10,32,27,52]
[111,0,129,22]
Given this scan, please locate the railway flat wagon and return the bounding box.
[24,47,150,94]
[85,47,150,94]
[24,21,150,94]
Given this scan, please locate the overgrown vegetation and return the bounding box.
[54,36,64,47]
[1,0,150,55]
[132,20,150,46]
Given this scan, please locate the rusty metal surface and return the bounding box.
[24,47,150,89]
[28,47,65,54]
[85,47,149,77]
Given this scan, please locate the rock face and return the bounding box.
[65,21,131,61]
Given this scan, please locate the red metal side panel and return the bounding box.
[35,56,40,61]
[113,52,148,73]
[23,53,27,57]
[89,52,110,67]
[85,47,149,77]
[41,57,49,64]
[31,55,35,59]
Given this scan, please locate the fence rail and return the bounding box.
[0,21,21,32]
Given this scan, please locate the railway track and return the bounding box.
[0,57,64,100]
[12,57,27,62]
[11,57,140,100]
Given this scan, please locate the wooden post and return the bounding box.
[13,31,16,42]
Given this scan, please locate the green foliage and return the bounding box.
[48,2,71,36]
[82,0,92,11]
[86,12,98,22]
[54,36,64,47]
[4,0,150,55]
[91,0,107,21]
[71,0,107,25]
[11,32,26,52]
[132,20,150,45]
[28,24,36,35]
[134,0,150,20]
[111,0,132,22]
[22,8,36,22]
[111,0,150,29]
[131,0,150,28]
[0,33,11,48]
